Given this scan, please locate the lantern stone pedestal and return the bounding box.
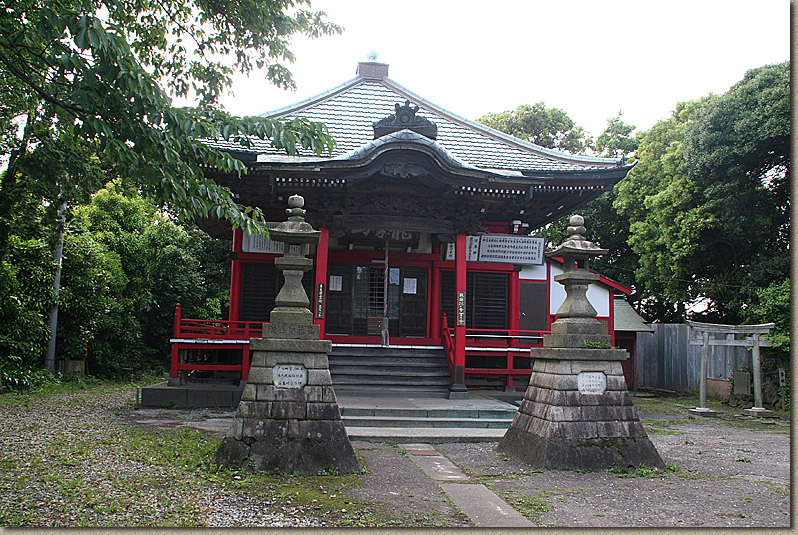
[498,215,664,471]
[214,195,359,474]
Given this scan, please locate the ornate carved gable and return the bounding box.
[373,100,438,140]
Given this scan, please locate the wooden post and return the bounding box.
[228,228,244,323]
[313,226,329,338]
[743,334,774,417]
[699,330,709,409]
[450,233,468,397]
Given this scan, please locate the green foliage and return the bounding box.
[678,62,789,321]
[58,182,231,376]
[477,102,592,154]
[0,0,341,261]
[596,112,639,159]
[746,278,790,368]
[0,235,55,388]
[614,100,704,320]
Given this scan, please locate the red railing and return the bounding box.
[441,313,548,390]
[170,303,266,382]
[441,314,456,377]
[173,303,264,340]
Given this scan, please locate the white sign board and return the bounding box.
[273,364,308,388]
[329,275,343,292]
[577,372,607,395]
[403,278,417,294]
[478,235,544,264]
[445,235,544,265]
[243,222,284,254]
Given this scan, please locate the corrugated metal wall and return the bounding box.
[636,324,752,391]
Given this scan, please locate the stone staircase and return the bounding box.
[328,345,518,441]
[336,395,518,442]
[328,345,452,397]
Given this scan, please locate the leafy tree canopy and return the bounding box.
[616,61,789,322]
[477,102,592,154]
[0,0,342,255]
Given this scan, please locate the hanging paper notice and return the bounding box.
[403,278,417,294]
[329,275,343,292]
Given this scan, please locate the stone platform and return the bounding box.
[499,357,664,470]
[137,381,244,408]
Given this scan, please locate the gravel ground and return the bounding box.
[0,389,321,527]
[437,407,791,528]
[0,386,791,528]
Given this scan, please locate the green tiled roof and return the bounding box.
[208,64,626,174]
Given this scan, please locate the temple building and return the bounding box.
[168,61,644,398]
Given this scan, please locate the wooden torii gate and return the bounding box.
[686,321,775,418]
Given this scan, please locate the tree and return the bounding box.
[615,61,789,322]
[745,278,789,370]
[59,182,232,376]
[0,0,342,260]
[680,62,789,321]
[477,103,592,153]
[596,112,638,160]
[613,100,703,321]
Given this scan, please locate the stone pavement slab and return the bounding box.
[440,482,534,528]
[398,442,534,527]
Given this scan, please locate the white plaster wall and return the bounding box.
[519,263,547,281]
[548,263,611,317]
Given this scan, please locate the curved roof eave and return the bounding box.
[249,129,508,180]
[248,130,634,186]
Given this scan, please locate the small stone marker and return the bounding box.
[498,215,664,471]
[577,372,607,395]
[273,365,308,388]
[214,195,359,473]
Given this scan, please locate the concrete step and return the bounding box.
[333,385,450,397]
[343,415,513,429]
[345,426,508,443]
[341,407,516,419]
[330,346,446,359]
[329,365,450,376]
[331,375,452,386]
[330,357,450,367]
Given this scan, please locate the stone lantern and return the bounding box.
[544,214,610,349]
[498,215,664,471]
[214,195,359,474]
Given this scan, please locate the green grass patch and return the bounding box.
[488,486,551,524]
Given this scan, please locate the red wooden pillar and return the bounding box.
[451,234,468,395]
[509,271,520,332]
[170,303,182,381]
[228,228,244,323]
[429,264,441,341]
[313,226,329,339]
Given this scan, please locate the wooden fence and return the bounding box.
[636,324,752,392]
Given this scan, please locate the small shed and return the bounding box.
[613,296,653,390]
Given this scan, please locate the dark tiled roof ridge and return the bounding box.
[258,73,623,169]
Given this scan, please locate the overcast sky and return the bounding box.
[218,0,789,140]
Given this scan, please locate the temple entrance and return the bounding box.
[325,263,428,338]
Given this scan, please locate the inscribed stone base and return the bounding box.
[214,335,359,474]
[497,357,665,471]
